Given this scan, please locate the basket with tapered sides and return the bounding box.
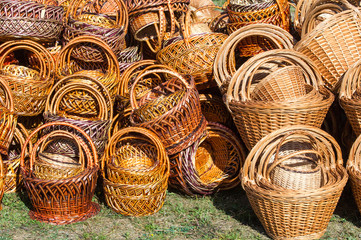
[213,24,294,94]
[3,123,30,193]
[0,39,54,116]
[0,0,64,42]
[20,122,100,225]
[294,6,361,92]
[226,49,334,150]
[243,125,348,239]
[169,122,245,195]
[43,75,112,156]
[63,0,128,61]
[339,59,361,137]
[130,68,207,155]
[102,127,169,216]
[56,36,120,99]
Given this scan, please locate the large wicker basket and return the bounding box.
[213,24,294,93]
[0,40,55,116]
[242,125,348,239]
[169,122,245,195]
[130,68,207,155]
[226,49,334,150]
[20,122,100,225]
[102,127,169,216]
[0,0,64,42]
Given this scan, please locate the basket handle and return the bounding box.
[0,77,14,113]
[20,121,99,173]
[56,35,120,81]
[102,126,169,171]
[275,0,289,28]
[339,58,361,98]
[129,68,192,110]
[45,74,113,120]
[0,40,54,82]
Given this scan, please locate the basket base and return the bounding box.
[268,229,326,240]
[29,202,100,225]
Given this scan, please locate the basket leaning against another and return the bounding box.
[242,125,348,239]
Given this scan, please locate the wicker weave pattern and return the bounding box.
[242,125,348,239]
[348,134,361,216]
[0,0,64,41]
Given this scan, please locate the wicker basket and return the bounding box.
[199,94,233,127]
[0,40,54,116]
[20,122,100,225]
[44,75,112,156]
[0,0,64,42]
[130,68,207,155]
[157,11,228,90]
[294,6,361,92]
[339,59,361,137]
[213,24,294,93]
[169,122,245,195]
[63,0,128,61]
[242,125,348,239]
[3,123,29,193]
[226,49,334,150]
[56,36,120,99]
[102,127,169,216]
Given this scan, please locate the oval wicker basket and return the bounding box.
[213,24,294,93]
[0,40,55,116]
[102,127,169,216]
[242,125,348,239]
[0,0,64,42]
[169,122,246,195]
[20,121,100,225]
[129,68,207,155]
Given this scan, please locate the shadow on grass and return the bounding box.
[212,186,267,235]
[16,187,33,210]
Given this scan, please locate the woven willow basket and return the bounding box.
[226,49,334,150]
[20,122,100,225]
[3,123,29,193]
[339,59,361,137]
[56,36,120,99]
[0,0,64,42]
[169,122,245,195]
[130,68,207,155]
[213,24,294,93]
[243,125,348,239]
[63,0,128,61]
[294,6,361,92]
[102,127,169,216]
[0,40,54,116]
[199,94,233,127]
[44,75,112,156]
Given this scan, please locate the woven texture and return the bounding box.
[169,122,245,195]
[0,0,64,42]
[347,132,361,217]
[102,127,169,216]
[130,68,207,155]
[20,122,100,225]
[242,125,348,239]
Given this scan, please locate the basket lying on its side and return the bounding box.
[339,59,361,136]
[242,125,348,239]
[20,122,100,225]
[102,127,169,216]
[3,123,29,193]
[226,49,334,150]
[63,0,128,61]
[169,122,245,195]
[0,40,55,116]
[213,24,294,93]
[294,6,361,92]
[130,68,207,155]
[0,0,64,42]
[43,75,112,157]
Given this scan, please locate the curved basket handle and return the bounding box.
[339,58,361,98]
[20,121,99,173]
[129,68,192,110]
[56,36,120,81]
[0,40,54,82]
[102,126,169,173]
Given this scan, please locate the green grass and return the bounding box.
[0,184,360,239]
